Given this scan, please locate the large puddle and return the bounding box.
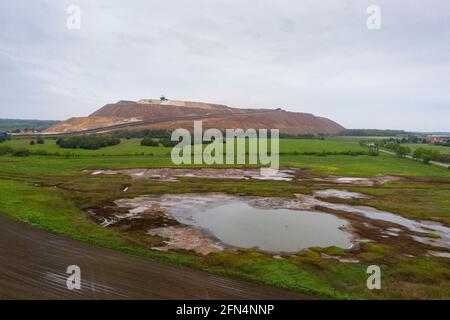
[95,191,450,255]
[106,194,354,254]
[163,197,353,253]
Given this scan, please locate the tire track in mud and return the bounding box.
[0,214,310,300]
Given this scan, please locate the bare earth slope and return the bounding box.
[46,99,344,135]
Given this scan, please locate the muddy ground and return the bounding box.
[0,214,309,299]
[88,170,450,259]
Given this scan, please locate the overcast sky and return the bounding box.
[0,0,449,131]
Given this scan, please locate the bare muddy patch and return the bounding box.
[296,194,450,249]
[87,168,402,187]
[310,175,402,186]
[87,168,296,182]
[313,189,371,200]
[427,251,450,259]
[148,226,224,255]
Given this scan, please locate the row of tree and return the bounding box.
[413,147,442,164]
[112,129,172,140]
[377,141,449,165]
[382,142,412,157]
[57,135,121,150]
[338,129,408,137]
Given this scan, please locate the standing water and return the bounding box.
[166,198,353,253]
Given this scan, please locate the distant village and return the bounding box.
[425,134,450,145]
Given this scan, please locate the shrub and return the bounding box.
[160,138,178,148]
[413,147,442,164]
[36,137,45,144]
[437,154,450,164]
[12,149,30,157]
[57,135,121,150]
[30,140,35,145]
[0,132,11,143]
[141,137,159,147]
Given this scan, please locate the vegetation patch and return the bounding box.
[56,135,121,150]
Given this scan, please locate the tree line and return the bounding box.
[374,141,450,165]
[57,135,121,150]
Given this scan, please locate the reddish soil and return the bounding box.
[45,99,344,135]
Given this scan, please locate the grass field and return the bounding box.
[2,138,450,178]
[4,137,366,155]
[2,138,170,156]
[327,136,397,141]
[1,136,449,299]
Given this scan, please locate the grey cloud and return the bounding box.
[0,0,449,131]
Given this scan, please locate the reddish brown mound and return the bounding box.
[45,99,344,134]
[89,99,262,118]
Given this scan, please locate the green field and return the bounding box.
[279,139,365,153]
[2,138,170,156]
[1,136,449,299]
[5,137,365,155]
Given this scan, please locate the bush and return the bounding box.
[368,148,379,156]
[141,137,159,147]
[12,149,30,157]
[160,138,178,148]
[30,140,35,145]
[437,154,450,164]
[57,135,121,150]
[413,147,442,164]
[0,131,12,143]
[36,137,45,144]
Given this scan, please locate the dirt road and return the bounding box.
[0,214,309,300]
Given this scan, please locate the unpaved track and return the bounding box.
[0,214,309,300]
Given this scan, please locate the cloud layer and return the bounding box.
[1,0,449,131]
